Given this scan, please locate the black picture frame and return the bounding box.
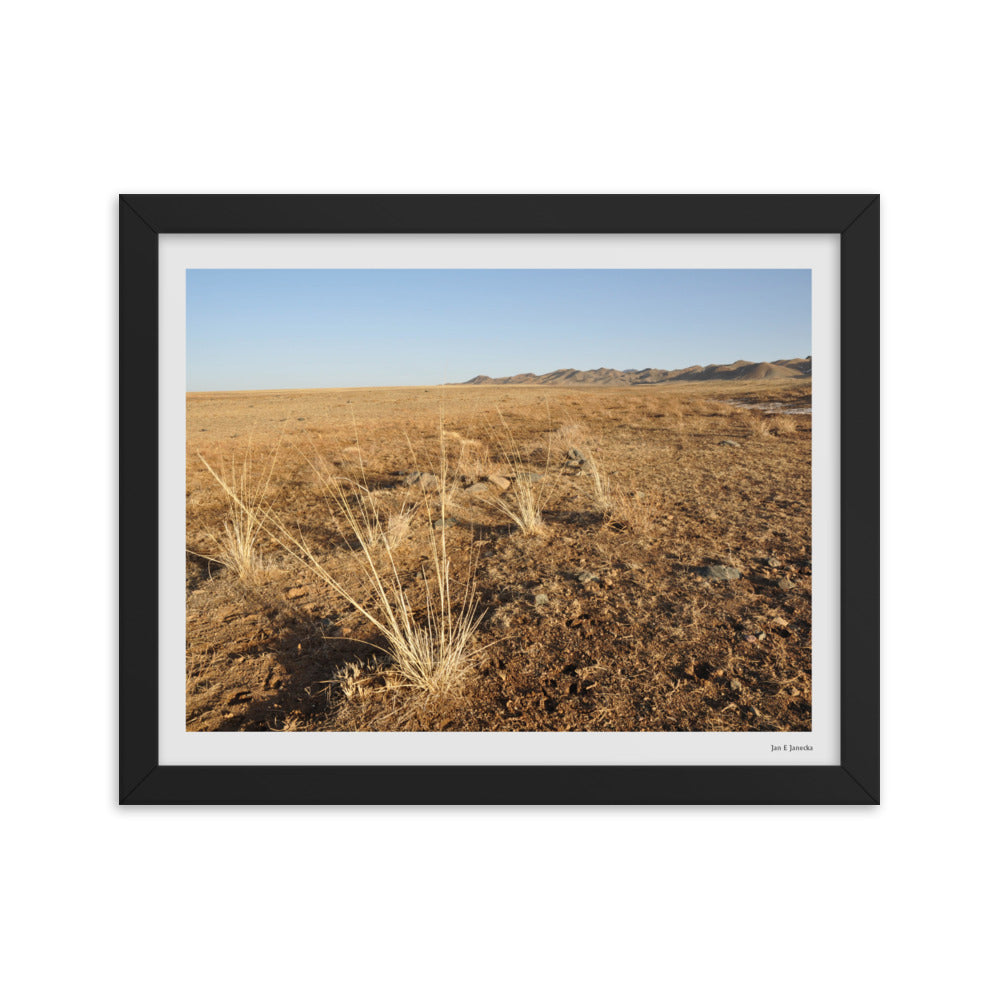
[119,194,879,805]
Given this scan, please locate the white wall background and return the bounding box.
[3,2,995,997]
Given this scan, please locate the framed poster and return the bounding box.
[119,194,878,804]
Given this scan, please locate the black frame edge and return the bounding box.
[119,194,879,805]
[124,764,873,806]
[120,193,878,236]
[839,196,880,803]
[119,197,160,803]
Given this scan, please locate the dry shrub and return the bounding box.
[741,410,798,438]
[740,411,771,437]
[608,486,656,533]
[327,480,416,554]
[548,422,591,449]
[581,446,615,516]
[442,429,491,480]
[335,658,407,702]
[768,413,798,436]
[477,411,557,535]
[383,506,416,548]
[580,449,655,529]
[194,443,279,585]
[550,424,622,521]
[270,440,485,697]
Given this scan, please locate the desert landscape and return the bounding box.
[185,362,812,733]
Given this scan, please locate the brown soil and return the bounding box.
[186,380,812,732]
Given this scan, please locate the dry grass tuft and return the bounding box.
[555,427,624,522]
[768,413,798,436]
[741,410,799,438]
[194,443,279,585]
[443,429,490,479]
[269,440,485,697]
[580,446,615,516]
[477,412,556,535]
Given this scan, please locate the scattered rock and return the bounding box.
[567,447,586,462]
[576,571,600,584]
[464,482,489,495]
[533,593,549,607]
[778,576,796,591]
[719,440,741,447]
[729,678,743,693]
[701,565,741,581]
[404,472,439,489]
[521,472,544,483]
[432,517,457,529]
[487,473,511,492]
[767,556,782,567]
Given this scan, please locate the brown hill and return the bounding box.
[771,357,813,375]
[457,357,810,386]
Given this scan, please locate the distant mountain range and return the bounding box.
[456,357,812,386]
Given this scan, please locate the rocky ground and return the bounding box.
[186,380,812,732]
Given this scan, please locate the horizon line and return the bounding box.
[187,354,813,394]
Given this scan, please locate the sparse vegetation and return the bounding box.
[474,411,556,536]
[186,380,812,733]
[739,408,801,438]
[193,441,279,585]
[268,442,484,698]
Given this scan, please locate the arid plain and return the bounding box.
[186,375,812,732]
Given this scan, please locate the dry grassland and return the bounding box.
[186,379,812,732]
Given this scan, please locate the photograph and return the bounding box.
[185,266,814,735]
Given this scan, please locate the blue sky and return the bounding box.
[186,269,811,391]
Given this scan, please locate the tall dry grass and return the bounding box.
[579,445,615,516]
[550,424,622,521]
[194,443,280,584]
[476,411,556,535]
[273,437,484,696]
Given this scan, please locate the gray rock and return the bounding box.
[701,565,741,581]
[767,557,781,567]
[432,517,458,530]
[567,447,586,462]
[533,593,549,607]
[464,482,489,495]
[521,472,544,483]
[403,472,438,489]
[487,473,511,492]
[576,570,600,584]
[720,440,741,447]
[778,576,796,591]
